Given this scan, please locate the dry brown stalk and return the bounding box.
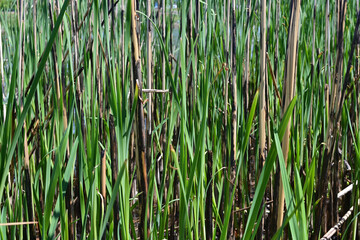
[130,0,149,237]
[228,0,237,237]
[258,0,267,238]
[0,221,38,226]
[205,151,213,240]
[146,0,153,172]
[109,115,119,240]
[259,0,266,167]
[244,0,251,119]
[277,0,301,232]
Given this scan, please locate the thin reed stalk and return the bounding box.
[277,0,301,232]
[130,0,149,237]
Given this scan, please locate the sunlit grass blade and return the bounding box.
[243,96,297,239]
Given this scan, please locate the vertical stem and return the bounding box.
[110,115,120,240]
[221,0,230,230]
[258,0,266,237]
[101,149,106,206]
[121,0,125,89]
[204,0,207,37]
[312,0,316,77]
[49,5,71,238]
[358,0,360,79]
[146,0,153,181]
[271,7,281,234]
[161,0,166,169]
[244,0,251,119]
[277,0,301,232]
[194,0,199,105]
[229,0,237,237]
[265,2,272,238]
[225,0,230,133]
[330,1,346,138]
[0,22,4,121]
[32,5,42,233]
[147,0,152,136]
[157,0,166,199]
[97,31,106,224]
[309,0,316,128]
[169,0,173,53]
[170,170,178,240]
[325,0,330,97]
[205,151,213,240]
[274,0,280,114]
[71,0,81,237]
[19,2,36,239]
[49,0,69,155]
[259,0,266,170]
[356,0,360,142]
[161,0,165,100]
[188,0,193,113]
[316,6,330,235]
[241,0,251,236]
[162,0,166,106]
[131,0,149,238]
[33,0,37,60]
[330,0,346,231]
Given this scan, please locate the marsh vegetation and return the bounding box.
[0,0,360,239]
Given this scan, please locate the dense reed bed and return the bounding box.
[0,0,360,239]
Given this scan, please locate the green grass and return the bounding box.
[0,0,360,239]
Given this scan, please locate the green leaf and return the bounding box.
[243,95,297,240]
